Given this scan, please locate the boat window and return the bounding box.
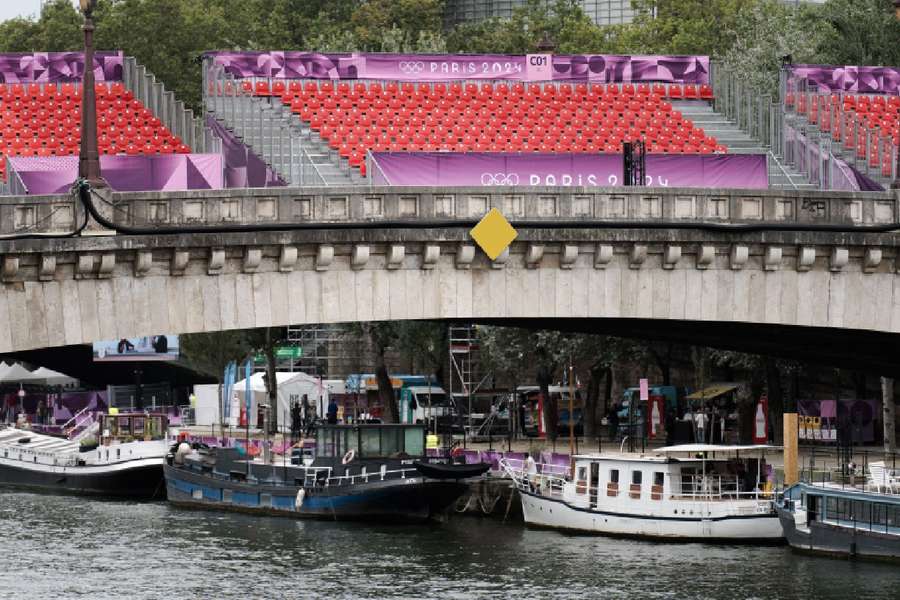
[577,466,587,481]
[360,428,380,458]
[381,427,403,456]
[653,472,664,487]
[346,428,359,455]
[852,500,870,524]
[888,506,900,528]
[404,428,425,456]
[316,429,336,458]
[872,503,887,527]
[632,471,642,486]
[609,469,619,484]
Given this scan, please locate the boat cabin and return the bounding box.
[100,412,169,445]
[562,445,775,510]
[785,483,900,536]
[314,423,426,463]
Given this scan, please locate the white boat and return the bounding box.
[0,412,171,498]
[502,444,783,542]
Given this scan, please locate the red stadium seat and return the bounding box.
[241,76,729,176]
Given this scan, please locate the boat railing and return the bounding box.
[62,406,95,438]
[499,457,570,498]
[799,446,900,496]
[674,474,773,501]
[324,466,421,488]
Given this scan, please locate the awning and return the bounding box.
[685,383,739,401]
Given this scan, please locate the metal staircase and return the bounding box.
[673,100,816,190]
[204,66,357,186]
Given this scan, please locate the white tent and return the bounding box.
[232,371,330,431]
[0,363,44,383]
[30,367,78,387]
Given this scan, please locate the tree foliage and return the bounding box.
[3,0,896,112]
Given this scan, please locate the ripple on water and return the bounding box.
[1,490,900,599]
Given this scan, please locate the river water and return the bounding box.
[1,489,898,600]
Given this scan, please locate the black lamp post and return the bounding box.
[536,34,556,54]
[894,1,900,189]
[78,0,106,188]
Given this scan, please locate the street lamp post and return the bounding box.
[78,0,106,188]
[894,1,900,189]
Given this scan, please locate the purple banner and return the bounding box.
[8,154,223,195]
[369,152,768,189]
[0,51,123,83]
[790,64,900,95]
[206,52,709,84]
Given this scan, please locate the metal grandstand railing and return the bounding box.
[203,63,336,186]
[782,69,899,187]
[122,57,220,155]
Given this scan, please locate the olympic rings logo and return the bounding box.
[399,61,425,74]
[480,173,520,186]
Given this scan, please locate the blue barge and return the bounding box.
[164,423,487,522]
[777,469,900,561]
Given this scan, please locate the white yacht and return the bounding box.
[502,444,783,542]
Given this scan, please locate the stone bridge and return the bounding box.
[2,185,900,374]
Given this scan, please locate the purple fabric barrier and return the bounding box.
[206,116,285,188]
[369,152,769,189]
[0,51,123,83]
[8,154,224,194]
[207,51,709,84]
[463,449,481,465]
[790,64,900,95]
[481,450,501,471]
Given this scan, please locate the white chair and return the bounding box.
[867,461,899,493]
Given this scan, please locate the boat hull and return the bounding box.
[520,489,784,542]
[0,457,165,499]
[776,504,900,561]
[164,464,469,523]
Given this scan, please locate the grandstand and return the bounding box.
[784,66,900,188]
[0,51,219,194]
[205,51,860,190]
[2,51,897,194]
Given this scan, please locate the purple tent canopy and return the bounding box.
[207,51,710,84]
[369,152,769,189]
[8,154,224,195]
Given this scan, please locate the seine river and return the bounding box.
[2,490,898,599]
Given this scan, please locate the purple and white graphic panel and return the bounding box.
[0,51,124,83]
[369,152,768,189]
[8,154,223,195]
[206,51,709,84]
[790,64,900,95]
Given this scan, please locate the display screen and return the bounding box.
[92,335,180,362]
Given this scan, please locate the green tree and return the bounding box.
[611,0,756,56]
[479,326,579,441]
[180,326,286,432]
[446,0,609,54]
[721,0,825,94]
[179,329,251,382]
[815,0,900,67]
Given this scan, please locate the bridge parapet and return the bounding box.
[1,186,897,235]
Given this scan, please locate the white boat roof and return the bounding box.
[655,444,780,454]
[573,452,671,463]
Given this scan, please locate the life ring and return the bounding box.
[342,449,356,465]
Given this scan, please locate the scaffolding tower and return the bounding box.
[448,324,485,437]
[280,324,353,377]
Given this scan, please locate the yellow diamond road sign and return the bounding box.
[470,208,517,260]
